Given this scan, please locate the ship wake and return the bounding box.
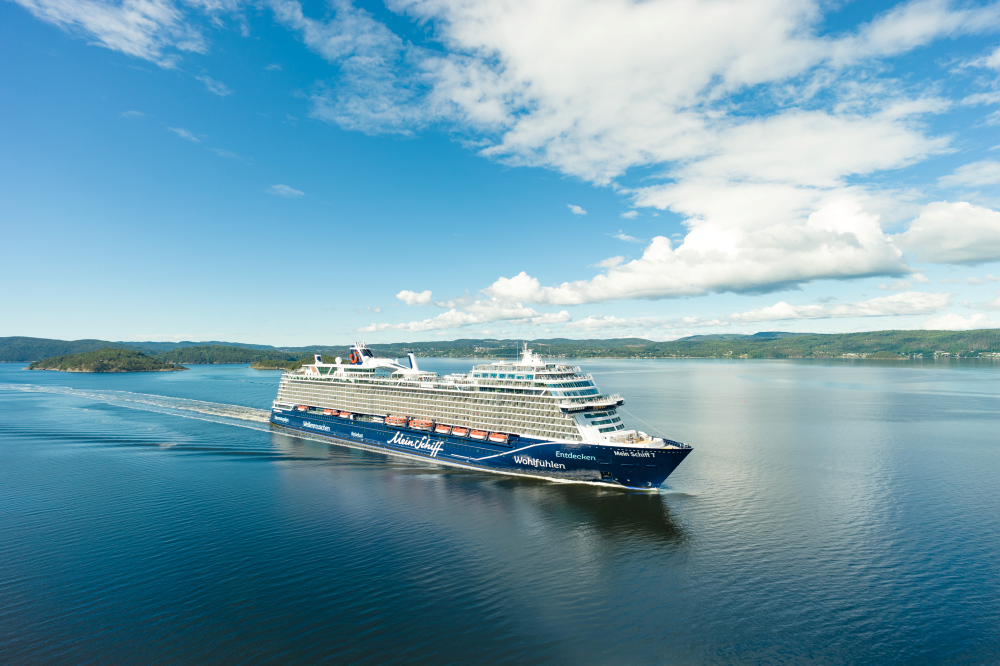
[0,383,272,431]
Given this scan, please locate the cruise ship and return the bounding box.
[269,343,692,489]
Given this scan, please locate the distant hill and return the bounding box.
[5,330,1000,364]
[123,340,279,352]
[0,337,282,362]
[677,332,809,342]
[0,336,132,362]
[156,345,305,365]
[28,348,186,373]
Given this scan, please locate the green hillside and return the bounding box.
[156,345,305,365]
[5,329,1000,366]
[28,348,187,373]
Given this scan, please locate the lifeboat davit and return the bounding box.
[488,432,508,444]
[470,430,487,440]
[451,427,469,437]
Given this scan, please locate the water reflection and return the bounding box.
[270,428,687,547]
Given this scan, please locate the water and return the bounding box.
[1,359,998,664]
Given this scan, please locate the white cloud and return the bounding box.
[167,126,198,142]
[621,210,638,219]
[270,0,430,134]
[592,256,623,269]
[210,147,240,159]
[12,0,208,66]
[966,274,1000,285]
[265,184,304,197]
[196,74,232,96]
[396,289,433,306]
[265,63,282,71]
[360,299,570,332]
[612,230,642,243]
[567,204,587,215]
[922,313,999,330]
[878,279,914,290]
[895,201,1000,264]
[970,45,1000,70]
[564,291,952,333]
[488,197,907,305]
[18,0,1000,314]
[728,291,951,323]
[120,110,144,119]
[938,160,1000,189]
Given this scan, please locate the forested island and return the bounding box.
[28,348,187,373]
[4,329,1000,367]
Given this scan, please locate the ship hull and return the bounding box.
[270,407,690,490]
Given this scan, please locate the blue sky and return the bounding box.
[3,0,1000,345]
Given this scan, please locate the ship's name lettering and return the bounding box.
[273,415,289,423]
[555,451,596,461]
[303,421,330,432]
[351,431,364,439]
[387,431,444,457]
[512,455,566,470]
[613,450,653,458]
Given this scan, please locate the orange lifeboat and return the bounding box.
[434,424,451,435]
[386,415,407,427]
[470,430,487,440]
[410,420,433,431]
[296,405,308,412]
[488,432,508,444]
[322,409,336,416]
[338,411,352,418]
[451,427,469,437]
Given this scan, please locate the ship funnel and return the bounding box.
[407,352,419,371]
[314,354,322,364]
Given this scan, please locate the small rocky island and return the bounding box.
[29,348,187,373]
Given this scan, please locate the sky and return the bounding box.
[2,0,1000,346]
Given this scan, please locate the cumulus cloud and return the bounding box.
[565,291,952,332]
[359,299,570,332]
[922,313,999,330]
[167,126,198,142]
[487,197,908,305]
[621,210,639,219]
[396,289,433,306]
[265,184,304,197]
[567,204,587,215]
[592,256,624,269]
[728,291,951,323]
[895,201,1000,264]
[18,0,1000,315]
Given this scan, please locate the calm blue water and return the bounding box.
[1,359,998,664]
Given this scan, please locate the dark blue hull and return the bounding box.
[270,408,691,489]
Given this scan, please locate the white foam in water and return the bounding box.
[0,383,272,429]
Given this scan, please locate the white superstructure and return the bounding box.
[274,343,664,445]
